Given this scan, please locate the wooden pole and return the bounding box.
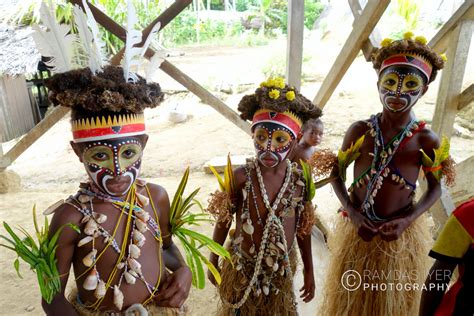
[160,60,251,134]
[286,0,305,90]
[0,106,70,169]
[458,83,473,110]
[348,0,382,61]
[312,0,390,108]
[431,20,473,139]
[429,0,474,54]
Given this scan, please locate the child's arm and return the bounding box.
[297,233,315,302]
[419,260,456,316]
[331,121,378,241]
[208,167,246,286]
[41,204,82,316]
[379,131,441,241]
[150,184,191,308]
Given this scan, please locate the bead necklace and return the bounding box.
[69,182,163,311]
[224,158,302,310]
[362,114,418,221]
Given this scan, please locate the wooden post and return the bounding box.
[431,20,473,139]
[348,0,382,61]
[458,83,473,110]
[429,0,474,54]
[0,106,70,169]
[286,0,305,90]
[312,0,390,108]
[160,60,251,134]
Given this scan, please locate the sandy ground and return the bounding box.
[0,35,473,315]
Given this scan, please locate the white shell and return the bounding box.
[128,258,142,275]
[296,180,305,186]
[113,285,124,311]
[84,219,98,235]
[81,215,91,224]
[82,249,97,267]
[78,236,94,247]
[83,270,98,291]
[276,242,285,252]
[124,271,136,284]
[265,256,274,267]
[242,188,247,201]
[135,219,148,233]
[133,229,146,247]
[242,222,254,235]
[135,210,150,222]
[249,245,255,254]
[136,192,149,207]
[43,199,64,215]
[117,262,125,269]
[78,194,91,203]
[129,243,141,259]
[273,262,279,272]
[94,279,106,299]
[263,285,270,295]
[93,213,107,224]
[128,269,139,278]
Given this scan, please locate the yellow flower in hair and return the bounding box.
[274,77,285,89]
[440,53,448,62]
[380,38,393,47]
[286,90,296,101]
[269,89,280,99]
[260,81,268,88]
[415,35,427,45]
[403,31,414,40]
[266,78,276,88]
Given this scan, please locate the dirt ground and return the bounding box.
[0,36,472,315]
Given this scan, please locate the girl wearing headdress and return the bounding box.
[320,33,455,315]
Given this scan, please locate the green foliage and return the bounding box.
[170,167,231,289]
[300,160,316,201]
[304,0,324,30]
[0,206,79,303]
[337,135,365,182]
[394,0,422,32]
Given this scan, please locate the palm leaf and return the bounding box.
[209,165,225,191]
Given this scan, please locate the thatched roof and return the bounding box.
[0,25,41,76]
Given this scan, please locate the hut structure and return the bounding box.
[0,25,42,143]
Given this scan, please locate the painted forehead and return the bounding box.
[379,65,427,83]
[79,136,146,151]
[253,121,294,136]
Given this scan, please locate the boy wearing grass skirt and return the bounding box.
[207,78,322,315]
[320,33,456,316]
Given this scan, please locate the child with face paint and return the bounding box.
[207,78,322,315]
[41,66,192,314]
[320,33,455,316]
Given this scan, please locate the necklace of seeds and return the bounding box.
[224,158,294,309]
[362,114,417,221]
[69,183,162,311]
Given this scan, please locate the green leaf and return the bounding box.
[170,167,190,221]
[14,258,22,278]
[179,228,231,260]
[209,165,225,191]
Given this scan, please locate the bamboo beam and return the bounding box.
[431,20,473,139]
[348,0,382,61]
[110,0,192,65]
[458,84,474,110]
[312,0,390,108]
[429,0,474,54]
[85,0,248,134]
[160,60,251,134]
[286,0,305,90]
[0,106,70,169]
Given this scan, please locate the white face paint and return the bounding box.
[253,122,295,168]
[378,66,427,113]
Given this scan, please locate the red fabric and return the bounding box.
[434,279,463,316]
[452,199,474,239]
[381,55,432,79]
[399,121,426,149]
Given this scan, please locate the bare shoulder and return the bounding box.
[48,202,82,240]
[233,166,247,191]
[143,182,169,203]
[341,120,370,149]
[417,127,440,153]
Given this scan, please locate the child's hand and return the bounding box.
[379,217,411,241]
[300,269,315,302]
[347,207,378,241]
[155,266,192,307]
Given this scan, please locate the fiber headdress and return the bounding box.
[33,0,163,143]
[238,77,322,138]
[372,32,446,83]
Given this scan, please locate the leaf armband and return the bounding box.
[337,135,365,182]
[420,136,456,186]
[206,154,236,226]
